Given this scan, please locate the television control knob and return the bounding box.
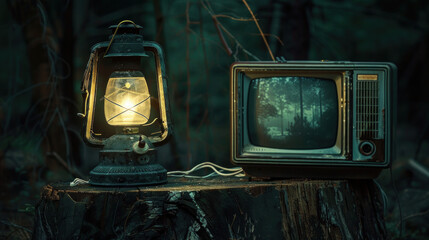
[359,141,375,156]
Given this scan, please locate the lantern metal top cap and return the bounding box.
[108,23,143,34]
[104,21,148,58]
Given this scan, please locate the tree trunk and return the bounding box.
[33,177,387,239]
[268,0,312,60]
[153,0,166,49]
[8,0,69,172]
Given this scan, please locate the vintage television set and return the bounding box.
[230,61,396,179]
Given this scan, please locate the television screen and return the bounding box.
[247,76,338,149]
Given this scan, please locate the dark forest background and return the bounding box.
[0,0,428,239]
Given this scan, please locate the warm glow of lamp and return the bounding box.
[104,70,151,126]
[80,21,171,186]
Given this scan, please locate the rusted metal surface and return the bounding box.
[34,177,386,239]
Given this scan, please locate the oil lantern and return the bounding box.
[79,20,172,186]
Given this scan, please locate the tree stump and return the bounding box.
[33,177,386,239]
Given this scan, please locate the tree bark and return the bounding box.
[153,0,166,48]
[33,177,387,239]
[8,0,68,168]
[8,0,83,177]
[267,0,312,60]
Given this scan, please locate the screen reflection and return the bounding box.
[248,76,338,149]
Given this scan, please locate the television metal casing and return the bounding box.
[230,61,396,179]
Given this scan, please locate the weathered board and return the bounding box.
[33,177,386,239]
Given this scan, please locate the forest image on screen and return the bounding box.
[248,76,338,149]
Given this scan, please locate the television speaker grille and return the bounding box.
[356,80,379,139]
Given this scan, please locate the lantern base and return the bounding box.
[89,162,167,186]
[89,134,167,186]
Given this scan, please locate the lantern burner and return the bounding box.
[89,135,167,186]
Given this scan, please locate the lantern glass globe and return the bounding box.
[104,70,151,126]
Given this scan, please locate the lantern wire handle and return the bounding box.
[104,20,138,57]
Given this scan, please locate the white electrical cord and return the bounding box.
[168,162,245,178]
[68,162,244,186]
[70,178,89,186]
